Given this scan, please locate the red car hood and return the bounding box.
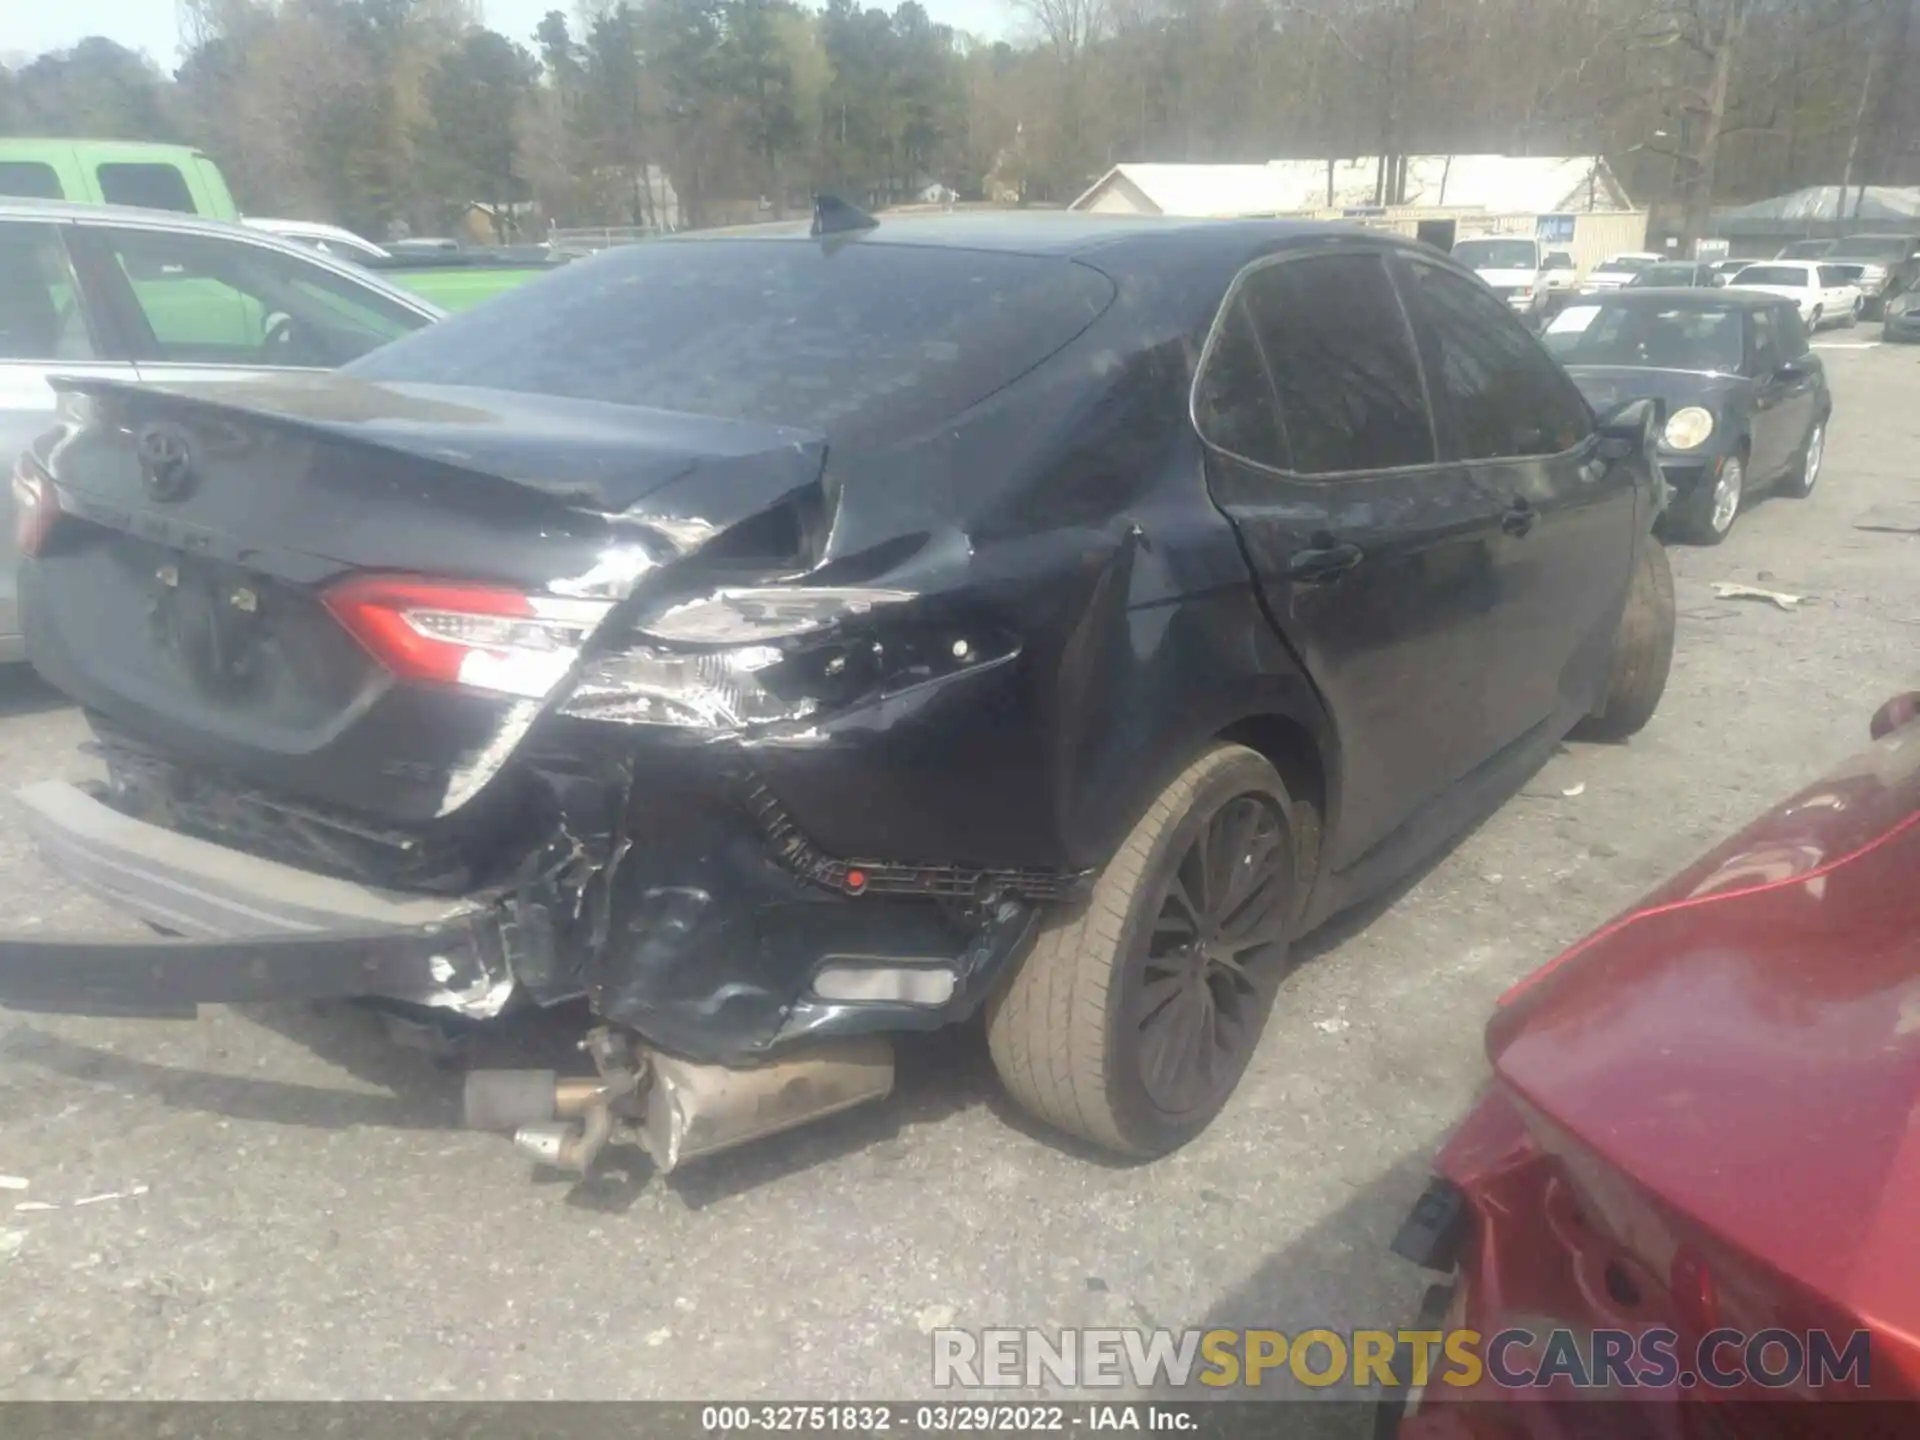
[1488,719,1920,1360]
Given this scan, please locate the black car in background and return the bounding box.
[1885,287,1920,342]
[0,214,1674,1175]
[1543,288,1830,544]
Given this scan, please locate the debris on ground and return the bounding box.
[1852,505,1920,535]
[1313,1016,1350,1035]
[0,1229,24,1260]
[0,1175,26,1191]
[1561,783,1586,798]
[1711,582,1804,611]
[13,1201,57,1213]
[70,1185,149,1208]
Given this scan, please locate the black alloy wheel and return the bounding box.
[1134,794,1291,1115]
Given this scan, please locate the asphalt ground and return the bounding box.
[0,330,1915,1414]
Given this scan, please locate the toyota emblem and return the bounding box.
[137,423,197,503]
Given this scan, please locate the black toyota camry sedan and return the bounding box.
[1,209,1674,1174]
[1542,287,1831,544]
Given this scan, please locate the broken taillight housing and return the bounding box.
[322,574,612,700]
[12,454,60,559]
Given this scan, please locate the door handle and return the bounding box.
[1287,540,1364,584]
[1502,499,1537,537]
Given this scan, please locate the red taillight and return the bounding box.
[322,574,611,700]
[12,455,60,558]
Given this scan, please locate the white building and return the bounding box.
[1071,155,1629,218]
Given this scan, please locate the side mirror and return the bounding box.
[1595,396,1659,463]
[1777,358,1812,381]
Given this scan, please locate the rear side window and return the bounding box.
[1193,300,1286,469]
[349,240,1116,448]
[96,163,196,213]
[0,223,95,361]
[1816,265,1852,287]
[1398,260,1592,460]
[0,162,66,200]
[1234,252,1433,475]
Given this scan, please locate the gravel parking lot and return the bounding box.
[0,334,1915,1408]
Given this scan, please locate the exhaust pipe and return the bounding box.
[462,1036,894,1175]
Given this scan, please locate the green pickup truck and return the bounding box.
[0,138,563,310]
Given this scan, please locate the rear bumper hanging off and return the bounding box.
[0,781,514,1019]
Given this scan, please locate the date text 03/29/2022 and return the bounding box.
[700,1406,1195,1432]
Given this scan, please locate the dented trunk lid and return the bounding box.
[23,374,828,827]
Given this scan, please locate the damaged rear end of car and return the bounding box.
[0,230,1153,1175]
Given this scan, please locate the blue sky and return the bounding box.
[7,0,1015,68]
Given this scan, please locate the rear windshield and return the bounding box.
[1777,241,1831,259]
[347,238,1116,446]
[1731,265,1804,287]
[1595,256,1656,274]
[1631,264,1699,286]
[1542,302,1744,373]
[1451,239,1536,269]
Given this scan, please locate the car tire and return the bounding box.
[1779,416,1826,499]
[1845,299,1861,327]
[986,743,1303,1158]
[1575,537,1675,743]
[1809,305,1823,329]
[1667,449,1745,545]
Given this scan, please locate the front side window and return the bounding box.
[1399,259,1592,460]
[93,226,427,368]
[1775,304,1811,357]
[1545,252,1574,270]
[1748,309,1784,374]
[96,163,196,213]
[0,223,95,362]
[1235,252,1433,475]
[1816,265,1853,288]
[1194,299,1286,469]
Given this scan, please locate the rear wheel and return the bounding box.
[987,744,1302,1157]
[1809,305,1824,329]
[1780,417,1825,499]
[1575,538,1675,742]
[1846,298,1862,327]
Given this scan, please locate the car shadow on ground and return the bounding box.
[0,665,70,718]
[1139,1148,1455,1437]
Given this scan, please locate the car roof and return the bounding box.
[659,209,1423,264]
[0,194,255,233]
[1585,286,1784,310]
[0,195,444,316]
